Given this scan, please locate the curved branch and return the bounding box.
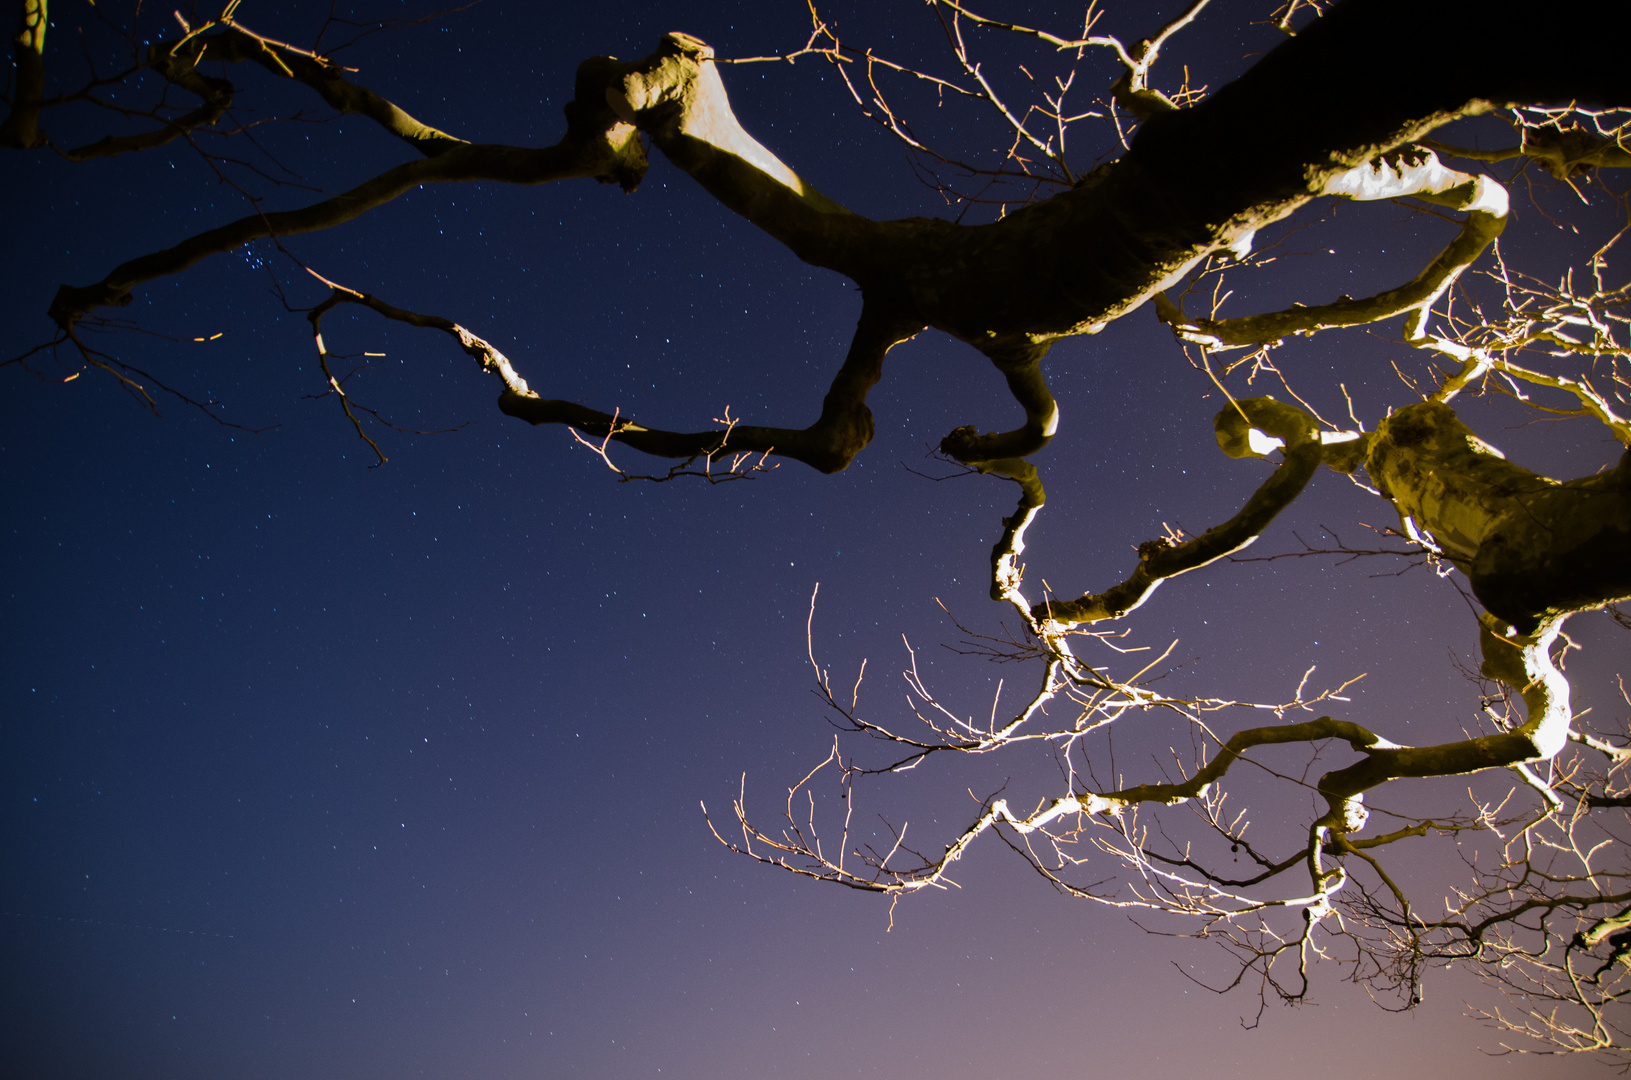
[500,301,923,474]
[195,20,467,156]
[1074,714,1397,814]
[1036,398,1323,628]
[1429,342,1631,445]
[309,275,924,475]
[978,456,1046,606]
[19,10,464,162]
[58,35,235,161]
[1155,149,1509,349]
[309,283,532,398]
[599,5,1630,351]
[939,340,1060,464]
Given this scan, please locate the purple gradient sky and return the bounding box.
[3,3,1624,1078]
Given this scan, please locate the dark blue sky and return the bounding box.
[4,2,1624,1077]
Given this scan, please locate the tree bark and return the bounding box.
[1367,402,1631,634]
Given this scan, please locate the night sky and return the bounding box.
[4,2,1626,1077]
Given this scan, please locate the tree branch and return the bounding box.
[1035,398,1324,628]
[0,0,48,148]
[500,301,923,474]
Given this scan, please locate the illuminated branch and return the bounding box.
[0,0,47,148]
[51,5,1629,429]
[1103,0,1213,122]
[194,16,467,156]
[1155,149,1510,349]
[1428,342,1631,444]
[1364,402,1631,635]
[1427,106,1631,180]
[938,341,1061,464]
[503,302,924,474]
[19,3,1631,1050]
[1036,398,1332,628]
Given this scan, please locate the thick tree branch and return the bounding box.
[939,340,1061,463]
[1035,398,1325,627]
[0,0,47,148]
[1365,402,1631,634]
[1154,149,1509,349]
[607,33,875,278]
[41,0,1631,440]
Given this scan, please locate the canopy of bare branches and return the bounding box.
[7,0,1630,1061]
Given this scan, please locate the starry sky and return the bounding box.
[3,2,1626,1078]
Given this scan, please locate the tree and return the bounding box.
[7,0,1630,1062]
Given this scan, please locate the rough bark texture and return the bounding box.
[1368,403,1631,634]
